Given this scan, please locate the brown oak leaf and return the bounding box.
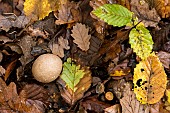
[71,23,91,51]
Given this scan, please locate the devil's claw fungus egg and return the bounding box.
[32,54,62,83]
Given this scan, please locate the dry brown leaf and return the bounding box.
[71,23,91,51]
[0,66,5,76]
[156,51,170,69]
[145,0,170,18]
[58,66,92,105]
[108,59,131,77]
[130,0,160,27]
[104,104,121,113]
[0,14,31,31]
[50,36,70,58]
[120,83,149,113]
[0,78,44,112]
[54,1,77,25]
[80,96,111,113]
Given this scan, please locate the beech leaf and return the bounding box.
[120,83,149,113]
[129,23,153,60]
[133,53,167,104]
[59,58,92,105]
[71,23,91,51]
[92,4,133,27]
[24,0,59,20]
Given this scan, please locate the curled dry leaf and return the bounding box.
[71,23,91,51]
[133,53,167,104]
[130,0,160,27]
[120,83,149,113]
[58,58,92,105]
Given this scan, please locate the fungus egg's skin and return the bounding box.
[32,54,62,83]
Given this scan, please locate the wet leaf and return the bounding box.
[129,23,153,60]
[133,53,167,104]
[59,58,92,105]
[92,4,133,27]
[71,23,91,51]
[120,83,149,113]
[24,0,59,20]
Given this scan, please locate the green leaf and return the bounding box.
[60,58,85,92]
[92,4,133,27]
[129,23,153,60]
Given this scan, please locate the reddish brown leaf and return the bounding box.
[104,104,121,113]
[156,51,170,69]
[71,23,91,51]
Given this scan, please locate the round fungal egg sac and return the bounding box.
[32,54,62,83]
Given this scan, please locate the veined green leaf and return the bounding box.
[92,4,133,27]
[60,58,85,92]
[129,23,153,60]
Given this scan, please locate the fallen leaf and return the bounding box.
[24,0,59,20]
[145,0,170,18]
[0,14,31,31]
[80,96,111,113]
[104,104,121,113]
[156,51,170,69]
[58,58,92,105]
[54,1,77,25]
[0,66,5,76]
[129,23,154,60]
[130,0,161,27]
[49,36,70,58]
[133,53,167,104]
[108,59,131,77]
[71,23,91,51]
[120,82,149,113]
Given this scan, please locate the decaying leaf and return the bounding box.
[54,1,77,25]
[133,53,167,104]
[120,83,149,113]
[50,36,70,58]
[71,23,91,51]
[24,0,59,20]
[130,0,161,27]
[92,4,133,27]
[80,96,111,113]
[108,59,131,77]
[156,51,170,69]
[58,58,92,105]
[145,0,170,18]
[104,104,121,113]
[0,78,45,112]
[129,23,153,60]
[0,14,31,31]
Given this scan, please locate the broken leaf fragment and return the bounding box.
[133,53,167,104]
[24,0,59,20]
[59,58,92,105]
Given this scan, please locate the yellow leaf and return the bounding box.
[24,0,59,20]
[133,53,167,104]
[166,89,170,103]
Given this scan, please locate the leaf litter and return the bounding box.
[0,0,170,112]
